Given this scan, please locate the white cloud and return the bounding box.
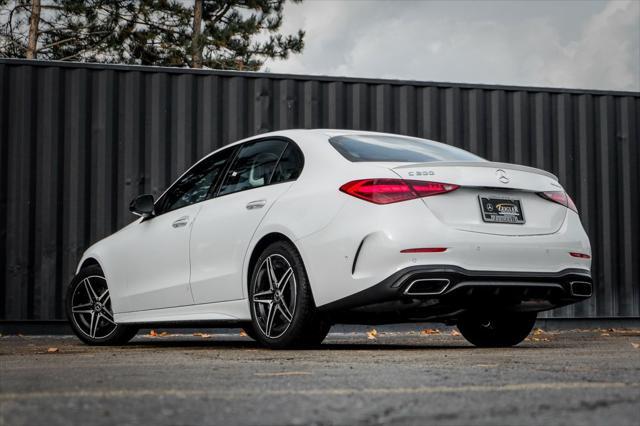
[265,0,640,91]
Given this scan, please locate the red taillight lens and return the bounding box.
[409,181,459,197]
[570,252,591,259]
[339,179,415,204]
[340,179,459,204]
[401,248,448,253]
[538,191,578,213]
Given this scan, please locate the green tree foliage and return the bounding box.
[0,0,304,69]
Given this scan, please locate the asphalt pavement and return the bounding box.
[1,327,639,426]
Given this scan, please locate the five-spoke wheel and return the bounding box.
[70,275,117,339]
[252,254,297,338]
[66,265,138,345]
[248,241,331,348]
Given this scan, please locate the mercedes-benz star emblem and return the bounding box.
[496,169,510,184]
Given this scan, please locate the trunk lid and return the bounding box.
[391,161,567,236]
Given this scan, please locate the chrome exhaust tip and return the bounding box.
[404,279,450,296]
[569,281,593,297]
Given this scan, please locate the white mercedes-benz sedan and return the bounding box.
[67,129,592,348]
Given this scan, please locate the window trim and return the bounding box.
[152,144,240,217]
[213,136,304,199]
[206,144,241,199]
[149,136,304,219]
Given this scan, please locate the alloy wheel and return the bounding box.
[70,276,117,339]
[252,254,297,339]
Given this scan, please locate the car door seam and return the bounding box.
[186,204,204,304]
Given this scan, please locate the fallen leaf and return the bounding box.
[533,328,545,336]
[47,347,59,353]
[450,330,461,336]
[631,343,639,349]
[193,332,211,339]
[239,330,248,337]
[149,330,158,337]
[530,337,550,342]
[158,331,169,337]
[421,328,441,335]
[367,329,378,340]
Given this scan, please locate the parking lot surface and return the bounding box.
[1,328,639,426]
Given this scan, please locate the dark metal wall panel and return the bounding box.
[0,64,7,320]
[5,65,35,319]
[61,68,89,319]
[0,59,638,320]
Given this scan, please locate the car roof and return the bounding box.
[238,128,436,144]
[204,129,445,161]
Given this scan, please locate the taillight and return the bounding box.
[339,179,459,204]
[538,191,578,213]
[570,252,591,259]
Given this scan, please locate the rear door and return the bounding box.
[189,139,303,304]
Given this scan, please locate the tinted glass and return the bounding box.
[329,135,485,163]
[218,139,288,196]
[157,147,234,214]
[271,143,304,184]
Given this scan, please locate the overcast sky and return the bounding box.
[264,0,640,91]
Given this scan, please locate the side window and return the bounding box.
[271,143,304,184]
[218,139,288,196]
[157,147,234,214]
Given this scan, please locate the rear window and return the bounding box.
[329,134,485,163]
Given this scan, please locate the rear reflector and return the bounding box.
[340,179,459,204]
[401,248,448,253]
[569,252,591,259]
[538,191,578,213]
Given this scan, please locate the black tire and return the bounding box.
[249,240,327,349]
[245,320,331,347]
[457,313,537,347]
[66,265,138,345]
[298,319,332,347]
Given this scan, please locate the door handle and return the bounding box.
[246,199,267,210]
[172,216,190,228]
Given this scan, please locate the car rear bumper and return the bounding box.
[318,265,592,325]
[298,195,592,308]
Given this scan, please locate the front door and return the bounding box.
[116,204,202,312]
[118,147,234,312]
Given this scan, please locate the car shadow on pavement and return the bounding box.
[124,338,533,351]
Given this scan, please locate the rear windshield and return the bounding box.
[329,134,485,163]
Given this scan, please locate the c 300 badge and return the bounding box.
[408,170,435,177]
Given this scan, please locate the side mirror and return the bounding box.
[129,194,155,218]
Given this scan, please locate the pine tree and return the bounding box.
[190,0,305,70]
[0,0,304,70]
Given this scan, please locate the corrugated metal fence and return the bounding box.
[1,59,638,321]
